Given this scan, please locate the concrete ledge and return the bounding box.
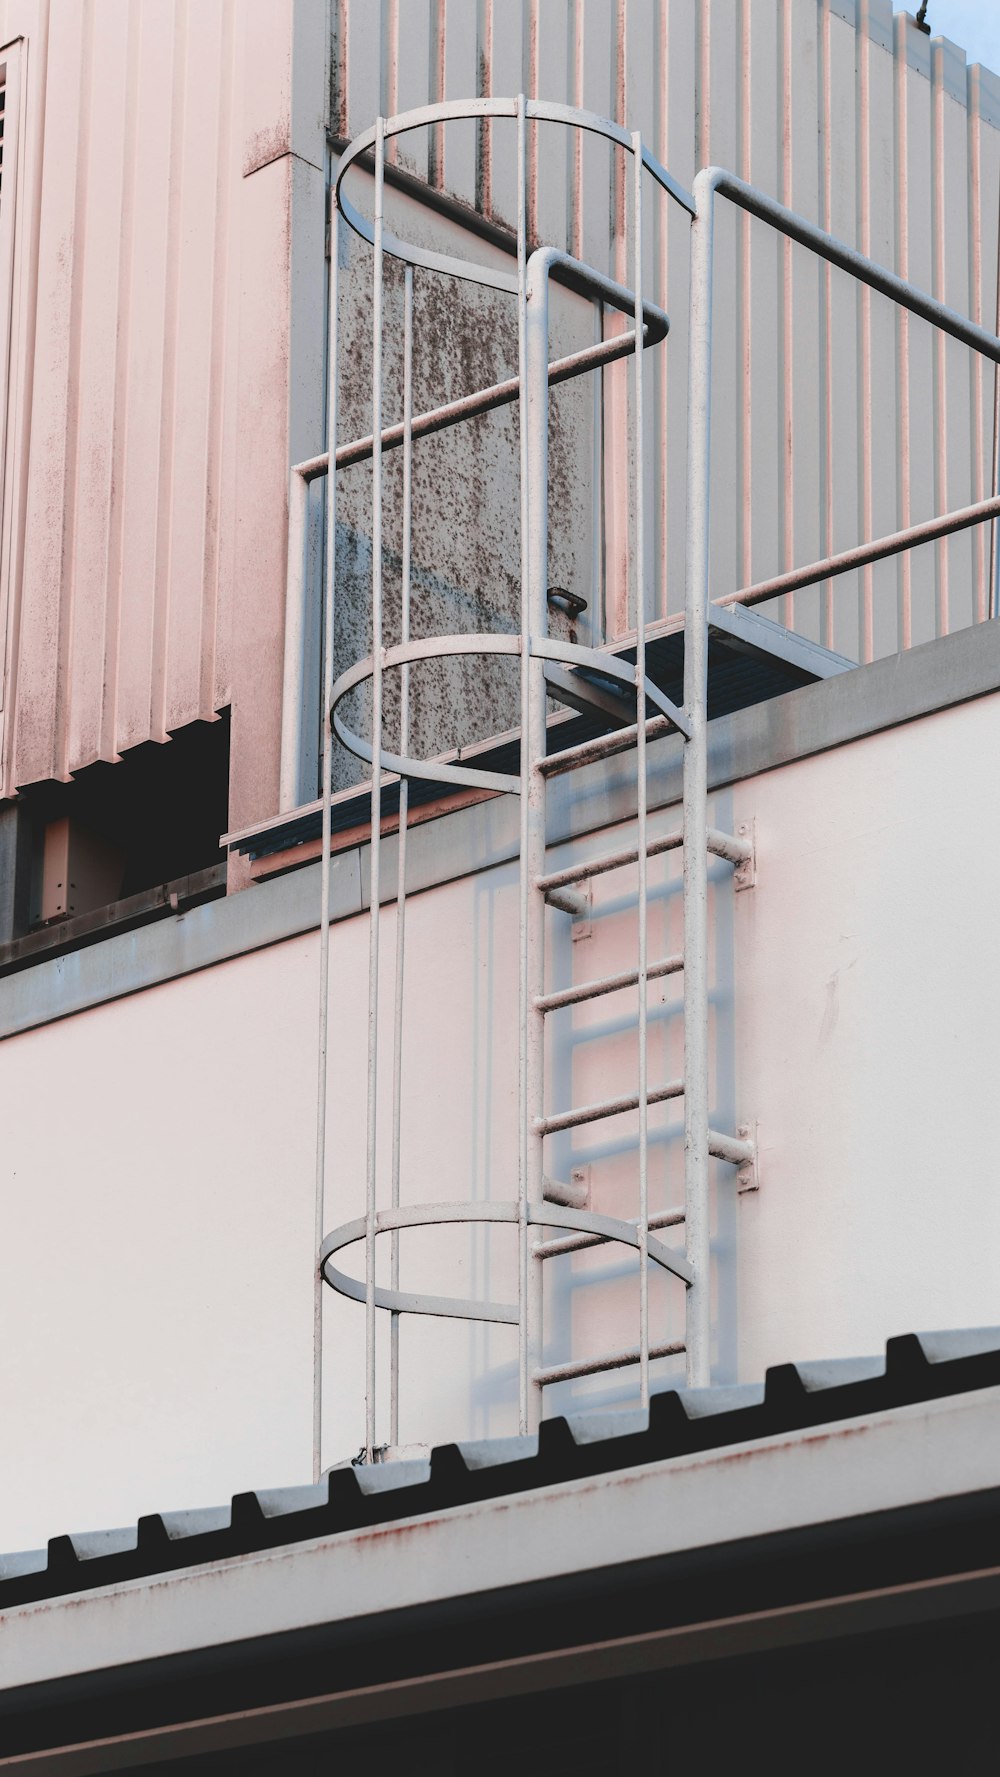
[2,620,998,1039]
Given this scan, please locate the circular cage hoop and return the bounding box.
[320,1198,693,1328]
[334,97,696,288]
[330,632,685,796]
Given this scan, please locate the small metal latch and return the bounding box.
[547,586,588,619]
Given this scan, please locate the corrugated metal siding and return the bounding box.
[2,0,241,793]
[331,0,1000,659]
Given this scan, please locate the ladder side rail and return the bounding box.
[522,236,553,1438]
[632,133,651,1407]
[388,263,414,1451]
[363,119,387,1463]
[682,171,716,1390]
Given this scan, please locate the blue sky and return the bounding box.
[894,3,1000,73]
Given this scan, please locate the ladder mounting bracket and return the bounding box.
[736,1121,759,1193]
[734,818,756,892]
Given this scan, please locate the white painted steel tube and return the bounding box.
[515,95,532,1437]
[723,494,1000,614]
[537,826,746,897]
[535,954,683,1015]
[633,134,650,1408]
[389,264,414,1451]
[332,329,662,471]
[535,1339,685,1387]
[708,1129,755,1167]
[311,205,341,1484]
[539,714,673,777]
[364,120,386,1462]
[682,171,716,1390]
[523,240,551,1436]
[537,1080,683,1137]
[280,468,310,814]
[538,830,683,893]
[535,1205,686,1263]
[710,167,1000,365]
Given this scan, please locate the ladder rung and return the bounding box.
[537,825,751,895]
[539,713,675,778]
[535,1338,685,1387]
[535,1203,685,1261]
[536,953,683,1014]
[539,830,682,894]
[537,1079,683,1136]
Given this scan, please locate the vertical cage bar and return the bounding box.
[389,263,414,1450]
[365,117,386,1462]
[312,203,341,1485]
[632,133,650,1408]
[524,250,550,1436]
[516,94,531,1434]
[683,174,714,1390]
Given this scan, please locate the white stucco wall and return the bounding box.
[2,682,1000,1550]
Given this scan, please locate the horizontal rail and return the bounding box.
[535,1204,686,1261]
[535,1338,685,1387]
[314,331,658,478]
[720,493,1000,613]
[709,167,1000,365]
[536,954,684,1014]
[537,1080,683,1137]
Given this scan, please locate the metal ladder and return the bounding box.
[280,95,1000,1469]
[303,96,759,1458]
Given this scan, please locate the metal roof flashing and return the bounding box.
[3,1328,1000,1679]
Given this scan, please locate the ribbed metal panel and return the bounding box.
[332,0,1000,658]
[2,0,240,792]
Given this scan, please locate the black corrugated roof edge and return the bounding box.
[3,1325,999,1612]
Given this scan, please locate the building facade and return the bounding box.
[3,4,1000,1761]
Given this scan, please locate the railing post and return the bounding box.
[683,170,716,1389]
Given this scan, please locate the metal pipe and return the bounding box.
[537,828,746,897]
[537,1080,683,1137]
[279,468,310,813]
[539,713,673,777]
[535,1339,685,1387]
[289,328,666,489]
[312,205,340,1485]
[682,170,716,1390]
[709,166,1000,365]
[332,330,661,472]
[633,133,650,1408]
[542,1174,589,1210]
[523,238,551,1437]
[543,885,590,918]
[364,119,386,1462]
[538,829,683,893]
[535,953,683,1015]
[535,1204,686,1262]
[389,263,414,1450]
[515,94,532,1437]
[708,1128,755,1168]
[721,494,1000,615]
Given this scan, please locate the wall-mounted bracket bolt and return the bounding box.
[734,819,756,892]
[736,1121,759,1193]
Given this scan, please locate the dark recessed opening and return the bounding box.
[0,710,230,970]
